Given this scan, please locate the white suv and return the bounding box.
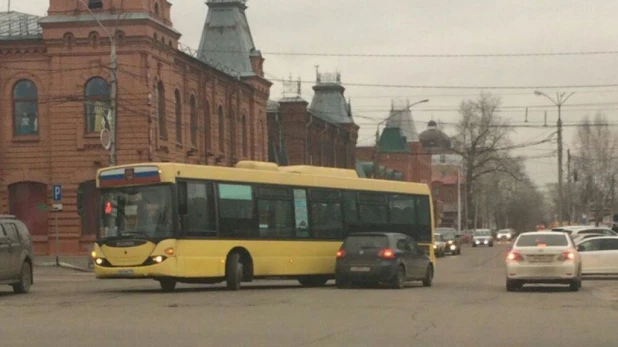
[505,231,581,292]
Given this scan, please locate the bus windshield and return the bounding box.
[99,185,174,239]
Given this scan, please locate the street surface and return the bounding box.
[2,242,618,347]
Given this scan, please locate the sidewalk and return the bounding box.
[34,255,93,272]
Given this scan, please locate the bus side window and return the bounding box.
[388,194,415,225]
[415,195,432,243]
[217,184,255,238]
[309,189,343,240]
[342,191,359,236]
[184,181,216,237]
[358,192,388,225]
[256,187,294,239]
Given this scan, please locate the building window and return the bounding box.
[175,89,182,143]
[230,110,236,158]
[241,114,248,157]
[190,95,197,147]
[204,100,211,154]
[13,80,38,136]
[157,82,167,139]
[84,77,110,133]
[218,106,225,154]
[154,2,160,15]
[88,0,103,10]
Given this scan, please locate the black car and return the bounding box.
[436,227,462,255]
[335,232,434,289]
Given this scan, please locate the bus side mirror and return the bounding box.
[178,181,188,215]
[76,187,84,216]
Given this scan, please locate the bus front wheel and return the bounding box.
[226,252,243,291]
[159,279,176,292]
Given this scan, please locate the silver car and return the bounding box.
[0,215,34,294]
[505,231,581,292]
[472,229,494,247]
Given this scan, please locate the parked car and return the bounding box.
[335,232,434,289]
[433,233,447,257]
[505,231,581,292]
[472,229,494,247]
[576,236,618,275]
[435,227,462,255]
[0,215,34,294]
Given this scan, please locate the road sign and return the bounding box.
[53,185,62,201]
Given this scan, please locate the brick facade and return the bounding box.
[267,98,358,168]
[356,143,432,184]
[0,0,270,254]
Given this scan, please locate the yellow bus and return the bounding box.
[86,161,435,291]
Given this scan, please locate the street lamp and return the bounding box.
[372,99,429,178]
[534,90,575,225]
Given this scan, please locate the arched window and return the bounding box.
[84,77,110,133]
[175,89,182,143]
[157,82,167,139]
[190,95,197,146]
[154,2,160,15]
[204,100,211,154]
[218,106,224,154]
[241,114,248,157]
[230,110,236,157]
[13,80,38,136]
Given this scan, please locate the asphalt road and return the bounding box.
[2,242,618,347]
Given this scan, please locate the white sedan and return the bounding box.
[576,236,618,275]
[505,231,582,292]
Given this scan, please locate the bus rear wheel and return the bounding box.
[298,275,329,287]
[226,252,243,291]
[159,279,176,292]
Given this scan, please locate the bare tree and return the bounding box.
[573,113,618,225]
[451,93,518,228]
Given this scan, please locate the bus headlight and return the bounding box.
[95,258,104,265]
[152,255,167,263]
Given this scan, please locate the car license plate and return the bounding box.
[528,255,553,263]
[117,269,134,276]
[350,266,370,272]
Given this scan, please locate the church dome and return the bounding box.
[419,121,451,151]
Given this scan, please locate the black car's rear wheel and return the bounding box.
[422,265,433,287]
[391,265,406,289]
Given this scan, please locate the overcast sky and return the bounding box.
[7,0,618,189]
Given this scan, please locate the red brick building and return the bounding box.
[355,103,432,184]
[267,73,359,168]
[0,0,271,254]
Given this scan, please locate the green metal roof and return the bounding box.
[378,127,410,153]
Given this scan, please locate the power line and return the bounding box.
[194,48,618,59]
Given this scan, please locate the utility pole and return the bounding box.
[79,0,118,166]
[567,149,572,224]
[534,91,575,225]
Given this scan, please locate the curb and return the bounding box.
[35,262,93,273]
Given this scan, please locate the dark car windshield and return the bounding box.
[100,185,174,239]
[436,228,456,240]
[344,235,389,250]
[516,234,568,247]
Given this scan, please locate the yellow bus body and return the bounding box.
[93,161,435,282]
